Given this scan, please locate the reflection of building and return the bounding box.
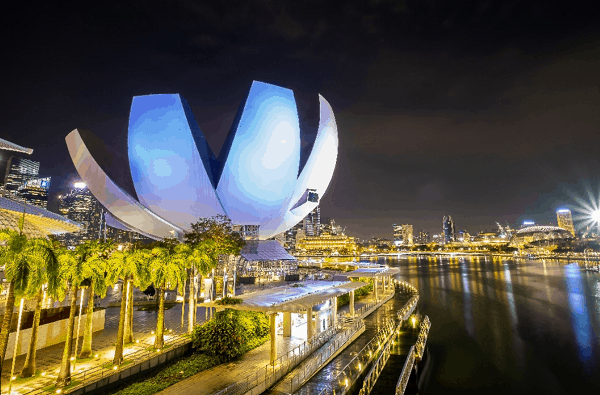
[66,81,339,241]
[556,209,575,236]
[393,224,413,246]
[443,216,455,243]
[414,230,430,244]
[304,206,321,237]
[296,233,357,254]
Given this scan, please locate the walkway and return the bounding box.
[291,291,414,395]
[0,280,290,395]
[157,293,384,395]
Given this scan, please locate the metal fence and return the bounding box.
[20,333,192,395]
[395,345,415,395]
[358,329,393,395]
[213,321,354,395]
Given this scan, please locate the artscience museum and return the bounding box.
[66,81,338,240]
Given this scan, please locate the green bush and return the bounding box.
[192,309,270,360]
[215,296,243,305]
[337,282,374,307]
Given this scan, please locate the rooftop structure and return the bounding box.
[66,81,338,241]
[0,196,81,237]
[508,225,574,248]
[0,138,33,155]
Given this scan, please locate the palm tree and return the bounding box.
[108,246,150,365]
[0,224,56,386]
[20,238,64,378]
[79,240,113,359]
[150,241,186,349]
[56,242,98,387]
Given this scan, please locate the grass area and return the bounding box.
[109,334,270,395]
[102,359,133,370]
[145,343,173,353]
[14,369,42,383]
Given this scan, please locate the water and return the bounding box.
[377,255,600,394]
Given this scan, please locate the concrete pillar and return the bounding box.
[375,278,379,301]
[283,312,292,337]
[350,290,355,317]
[270,313,277,364]
[333,297,338,328]
[307,307,313,340]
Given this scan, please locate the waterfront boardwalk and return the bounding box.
[368,322,420,395]
[290,291,414,395]
[157,294,383,395]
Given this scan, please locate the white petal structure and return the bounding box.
[66,81,338,240]
[128,94,226,231]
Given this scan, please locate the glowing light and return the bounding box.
[70,357,75,361]
[412,317,416,328]
[41,372,46,376]
[56,390,62,394]
[73,182,86,189]
[11,376,16,380]
[95,354,99,358]
[113,366,118,371]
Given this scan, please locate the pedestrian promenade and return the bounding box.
[157,292,384,395]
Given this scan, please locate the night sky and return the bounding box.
[1,1,599,239]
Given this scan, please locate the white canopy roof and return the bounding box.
[200,280,366,313]
[345,266,400,278]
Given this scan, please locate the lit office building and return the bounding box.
[57,183,100,245]
[4,157,40,191]
[18,177,50,209]
[443,215,455,243]
[296,233,357,254]
[556,209,576,236]
[414,230,430,244]
[304,206,321,237]
[393,224,414,246]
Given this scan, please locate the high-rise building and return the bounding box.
[443,215,455,243]
[4,157,40,191]
[304,206,321,237]
[18,177,50,208]
[414,230,430,244]
[58,182,147,245]
[393,224,414,246]
[556,209,575,236]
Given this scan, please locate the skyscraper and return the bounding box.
[557,208,575,236]
[4,157,40,191]
[18,177,50,208]
[393,224,414,246]
[415,230,430,244]
[443,215,455,243]
[304,206,321,237]
[58,182,100,245]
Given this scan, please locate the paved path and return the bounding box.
[157,293,387,395]
[0,280,291,395]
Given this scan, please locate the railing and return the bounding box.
[414,316,431,360]
[287,319,365,393]
[397,295,419,322]
[395,345,415,395]
[358,330,392,395]
[394,315,431,395]
[20,333,192,395]
[213,321,348,395]
[315,316,396,395]
[353,290,395,319]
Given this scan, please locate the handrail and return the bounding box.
[395,345,415,395]
[397,295,419,322]
[213,320,356,395]
[357,323,393,395]
[287,319,365,393]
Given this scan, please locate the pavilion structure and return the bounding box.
[199,280,365,363]
[341,266,401,316]
[0,197,81,237]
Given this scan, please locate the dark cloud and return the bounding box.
[1,0,599,239]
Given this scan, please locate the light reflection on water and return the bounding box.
[361,255,600,394]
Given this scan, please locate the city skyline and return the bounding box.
[2,1,599,239]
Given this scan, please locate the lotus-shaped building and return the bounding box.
[66,81,338,240]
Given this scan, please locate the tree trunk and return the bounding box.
[180,279,186,328]
[113,277,128,365]
[0,280,16,387]
[154,284,165,349]
[56,285,79,388]
[187,270,195,333]
[124,279,134,344]
[20,289,44,377]
[79,282,95,359]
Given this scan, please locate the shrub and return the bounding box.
[192,309,269,360]
[215,296,243,305]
